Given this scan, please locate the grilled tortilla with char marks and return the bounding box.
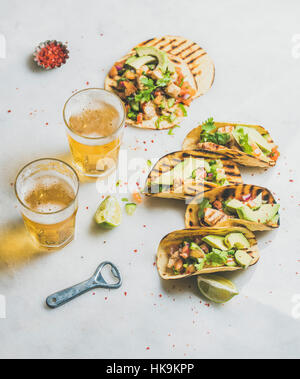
[157,226,259,280]
[182,121,279,167]
[135,35,215,99]
[144,150,243,201]
[185,184,279,231]
[104,36,214,130]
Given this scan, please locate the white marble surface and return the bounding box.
[0,0,300,359]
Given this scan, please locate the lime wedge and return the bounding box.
[197,274,239,304]
[94,196,122,228]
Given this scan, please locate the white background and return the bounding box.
[1,0,300,359]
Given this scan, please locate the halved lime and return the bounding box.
[94,196,122,228]
[197,274,239,304]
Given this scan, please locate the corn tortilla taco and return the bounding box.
[185,184,280,231]
[104,36,214,130]
[144,150,243,201]
[182,118,279,167]
[157,226,259,280]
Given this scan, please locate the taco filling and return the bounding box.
[197,192,280,226]
[168,232,253,275]
[107,46,196,128]
[198,118,279,163]
[151,157,230,192]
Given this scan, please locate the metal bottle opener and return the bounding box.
[46,261,122,309]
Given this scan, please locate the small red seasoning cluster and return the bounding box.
[33,40,69,70]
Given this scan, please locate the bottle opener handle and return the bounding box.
[46,278,95,308]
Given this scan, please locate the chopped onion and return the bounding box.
[242,194,251,201]
[208,173,213,177]
[116,65,122,71]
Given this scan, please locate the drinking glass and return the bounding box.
[15,158,79,249]
[63,88,126,178]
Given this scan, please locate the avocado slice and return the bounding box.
[204,160,211,173]
[126,55,156,70]
[235,250,252,269]
[224,233,250,249]
[236,126,273,155]
[225,198,244,212]
[249,192,262,210]
[202,235,228,251]
[237,204,280,224]
[269,213,279,225]
[135,46,172,73]
[152,158,204,186]
[190,243,205,259]
[225,259,238,267]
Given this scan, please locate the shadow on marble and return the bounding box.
[143,196,187,213]
[0,220,51,271]
[158,260,260,308]
[26,54,45,73]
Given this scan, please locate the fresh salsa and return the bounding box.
[167,232,253,275]
[152,157,230,190]
[197,192,280,226]
[108,46,196,128]
[198,118,279,163]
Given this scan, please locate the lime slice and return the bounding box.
[94,196,122,228]
[197,274,239,304]
[125,203,137,216]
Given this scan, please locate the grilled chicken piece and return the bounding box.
[142,101,157,119]
[197,142,221,151]
[123,81,137,97]
[150,69,163,80]
[109,66,118,78]
[136,65,150,76]
[217,125,235,134]
[203,207,231,226]
[125,70,136,80]
[167,250,180,269]
[193,167,207,181]
[212,200,223,210]
[165,83,181,98]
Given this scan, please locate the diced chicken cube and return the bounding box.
[217,125,235,134]
[193,167,207,181]
[165,83,181,98]
[142,101,157,119]
[197,142,220,151]
[123,81,137,97]
[125,70,136,80]
[109,66,118,78]
[203,207,230,226]
[150,69,163,80]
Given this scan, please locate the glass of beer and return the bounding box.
[15,158,79,250]
[63,88,126,177]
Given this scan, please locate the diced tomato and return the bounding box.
[270,147,279,161]
[180,244,190,259]
[132,191,143,204]
[175,67,184,87]
[137,113,143,123]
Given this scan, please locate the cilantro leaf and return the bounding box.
[168,125,180,135]
[178,103,187,117]
[205,249,228,266]
[234,127,253,154]
[197,198,211,219]
[202,117,215,132]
